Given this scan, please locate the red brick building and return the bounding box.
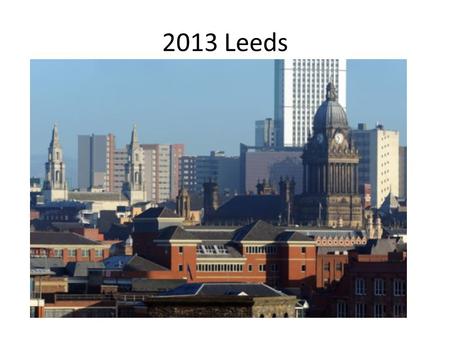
[312,239,407,317]
[132,220,317,290]
[30,231,110,263]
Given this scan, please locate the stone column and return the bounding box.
[303,163,307,193]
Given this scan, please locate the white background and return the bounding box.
[0,0,448,336]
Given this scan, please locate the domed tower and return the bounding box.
[296,83,362,228]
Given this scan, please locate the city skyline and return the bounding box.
[30,59,407,183]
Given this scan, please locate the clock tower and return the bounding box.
[296,83,363,228]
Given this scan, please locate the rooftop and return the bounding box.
[134,207,180,219]
[158,282,287,297]
[30,231,102,246]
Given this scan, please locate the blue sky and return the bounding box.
[30,59,406,183]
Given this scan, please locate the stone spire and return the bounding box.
[130,124,139,148]
[43,123,68,202]
[49,124,60,148]
[123,124,146,205]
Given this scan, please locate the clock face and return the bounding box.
[316,133,324,144]
[334,133,344,144]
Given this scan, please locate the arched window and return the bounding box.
[135,153,139,161]
[55,170,60,182]
[272,314,277,318]
[284,313,289,318]
[135,172,139,183]
[259,314,264,318]
[56,152,59,160]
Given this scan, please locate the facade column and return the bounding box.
[337,163,342,193]
[303,163,307,193]
[333,163,337,193]
[345,164,349,193]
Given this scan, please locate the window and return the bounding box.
[178,265,183,272]
[248,264,253,272]
[301,264,306,272]
[354,303,366,318]
[54,249,62,257]
[336,302,347,317]
[95,249,103,257]
[355,278,366,295]
[301,247,306,254]
[259,264,266,272]
[336,262,343,272]
[323,279,330,288]
[374,278,385,296]
[393,303,406,317]
[373,304,385,318]
[178,246,183,254]
[81,249,89,257]
[68,249,76,257]
[324,262,330,271]
[393,279,406,296]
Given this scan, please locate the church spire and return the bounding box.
[130,124,139,147]
[50,124,60,148]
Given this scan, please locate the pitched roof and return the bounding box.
[102,255,133,269]
[132,278,186,292]
[30,231,101,245]
[65,262,105,277]
[276,231,314,242]
[185,229,237,242]
[156,226,198,241]
[123,255,169,272]
[135,207,180,219]
[233,220,283,242]
[159,283,286,297]
[213,195,283,220]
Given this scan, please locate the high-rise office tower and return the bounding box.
[113,148,128,193]
[195,151,240,198]
[255,118,275,147]
[170,144,185,199]
[351,123,400,208]
[179,156,197,193]
[77,134,115,191]
[399,146,407,200]
[274,59,346,147]
[141,144,185,202]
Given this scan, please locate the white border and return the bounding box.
[1,0,448,337]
